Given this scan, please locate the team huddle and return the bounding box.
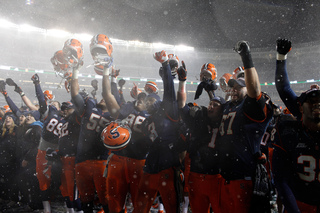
[0,34,319,213]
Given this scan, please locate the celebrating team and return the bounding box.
[0,34,319,213]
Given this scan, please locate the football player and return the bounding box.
[58,101,83,213]
[102,64,151,213]
[273,88,320,212]
[30,73,64,213]
[216,41,274,213]
[70,34,114,213]
[133,50,183,213]
[177,60,225,213]
[194,63,218,100]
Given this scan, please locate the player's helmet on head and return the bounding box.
[43,90,54,101]
[168,54,179,75]
[90,34,113,63]
[101,120,132,151]
[144,81,158,94]
[3,105,11,113]
[200,63,217,81]
[62,38,84,67]
[219,73,233,92]
[233,66,245,79]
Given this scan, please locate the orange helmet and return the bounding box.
[51,50,72,79]
[130,83,142,99]
[233,66,245,79]
[43,90,54,101]
[219,73,233,92]
[62,38,84,67]
[90,34,113,63]
[200,63,217,81]
[101,121,132,151]
[93,65,104,75]
[144,81,158,94]
[3,105,11,113]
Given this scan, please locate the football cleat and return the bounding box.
[144,81,158,94]
[219,73,233,92]
[233,66,245,79]
[101,120,132,151]
[43,90,54,101]
[62,38,84,68]
[168,53,179,76]
[90,34,113,67]
[200,63,217,81]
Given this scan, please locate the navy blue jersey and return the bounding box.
[113,103,150,160]
[180,105,220,175]
[142,63,180,174]
[41,105,64,145]
[217,94,273,180]
[76,97,113,164]
[273,120,320,206]
[58,112,81,157]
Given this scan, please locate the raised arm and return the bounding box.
[275,39,301,118]
[70,66,85,115]
[234,41,261,98]
[177,61,187,109]
[102,66,121,119]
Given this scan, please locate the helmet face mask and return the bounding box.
[90,34,113,66]
[62,39,84,68]
[200,63,217,81]
[51,50,72,78]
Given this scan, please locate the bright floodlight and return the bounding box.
[174,45,194,51]
[19,24,44,33]
[46,29,71,38]
[0,19,16,29]
[73,33,93,41]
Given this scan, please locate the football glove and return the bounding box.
[91,79,98,91]
[0,80,7,96]
[177,61,187,81]
[276,39,292,55]
[234,41,250,55]
[111,67,120,78]
[153,50,168,64]
[118,79,126,88]
[31,74,40,84]
[5,78,17,87]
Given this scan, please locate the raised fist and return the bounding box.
[234,41,250,55]
[5,78,17,87]
[0,80,7,95]
[31,74,40,84]
[153,50,168,64]
[111,67,120,78]
[276,39,292,55]
[177,61,187,81]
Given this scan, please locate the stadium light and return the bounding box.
[46,29,71,38]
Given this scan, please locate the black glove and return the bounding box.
[177,61,187,81]
[31,74,40,84]
[194,79,217,100]
[91,79,98,91]
[5,78,17,87]
[276,39,292,55]
[0,80,7,96]
[45,148,60,162]
[118,79,126,88]
[234,41,251,56]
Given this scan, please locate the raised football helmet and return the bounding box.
[51,50,72,79]
[219,73,233,92]
[90,34,113,67]
[200,63,217,81]
[101,120,132,151]
[62,39,84,68]
[168,54,179,76]
[233,66,245,79]
[144,81,158,94]
[43,90,54,101]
